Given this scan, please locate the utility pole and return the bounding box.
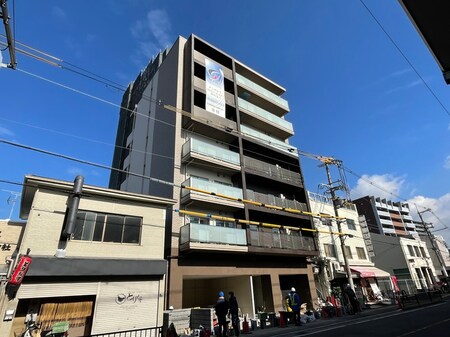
[323,160,355,291]
[0,0,16,69]
[417,208,449,280]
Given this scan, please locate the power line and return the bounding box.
[359,0,450,118]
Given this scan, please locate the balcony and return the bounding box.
[238,98,293,139]
[182,137,240,171]
[240,124,296,156]
[179,223,248,252]
[248,230,316,255]
[377,210,390,217]
[403,214,413,221]
[246,190,308,213]
[236,73,289,112]
[181,177,244,210]
[244,156,302,186]
[380,218,393,226]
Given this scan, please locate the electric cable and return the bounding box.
[360,0,450,118]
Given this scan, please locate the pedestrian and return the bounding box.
[288,287,302,326]
[344,284,359,314]
[215,291,229,336]
[228,291,240,336]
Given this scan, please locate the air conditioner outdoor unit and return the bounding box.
[333,261,341,271]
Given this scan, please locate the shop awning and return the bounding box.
[350,266,390,278]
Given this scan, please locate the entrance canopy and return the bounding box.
[350,266,390,278]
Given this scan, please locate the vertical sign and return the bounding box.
[205,58,225,118]
[9,255,32,285]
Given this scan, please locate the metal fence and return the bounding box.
[88,327,162,337]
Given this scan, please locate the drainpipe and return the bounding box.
[57,176,84,257]
[63,175,84,237]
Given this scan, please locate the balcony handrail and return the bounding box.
[249,230,316,251]
[243,156,302,185]
[180,223,247,246]
[246,189,308,212]
[238,97,293,131]
[236,73,289,110]
[240,124,296,155]
[181,177,243,200]
[182,137,240,165]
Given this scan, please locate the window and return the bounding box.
[346,218,356,230]
[324,244,337,258]
[414,246,421,257]
[344,246,353,259]
[188,216,210,225]
[407,245,415,257]
[420,247,426,257]
[216,220,236,228]
[356,247,367,260]
[74,211,141,244]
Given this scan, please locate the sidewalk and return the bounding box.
[237,304,401,337]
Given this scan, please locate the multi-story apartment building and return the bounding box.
[354,196,442,293]
[109,34,319,315]
[308,192,391,303]
[353,196,420,237]
[0,175,174,337]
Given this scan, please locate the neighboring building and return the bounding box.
[0,175,174,337]
[0,220,26,279]
[109,34,319,315]
[0,220,26,326]
[420,234,450,280]
[353,196,419,237]
[308,192,391,303]
[370,233,438,293]
[399,0,450,84]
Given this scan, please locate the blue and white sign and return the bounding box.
[205,58,226,118]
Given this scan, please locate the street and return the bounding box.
[248,298,450,337]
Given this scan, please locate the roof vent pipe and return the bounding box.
[63,175,84,237]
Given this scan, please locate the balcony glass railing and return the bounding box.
[240,124,296,155]
[249,231,316,251]
[246,190,308,212]
[236,73,289,110]
[182,138,240,166]
[244,157,302,185]
[238,98,293,132]
[180,223,247,246]
[181,177,243,200]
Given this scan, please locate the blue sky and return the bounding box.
[1,1,449,241]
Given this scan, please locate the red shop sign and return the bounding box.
[9,256,32,286]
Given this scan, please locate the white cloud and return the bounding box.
[0,126,14,137]
[66,167,84,176]
[445,155,450,169]
[385,79,422,95]
[130,9,172,65]
[52,6,67,19]
[350,173,405,200]
[407,193,450,242]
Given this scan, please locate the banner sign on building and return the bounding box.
[9,255,32,286]
[205,58,226,118]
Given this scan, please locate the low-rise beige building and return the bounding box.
[0,175,174,337]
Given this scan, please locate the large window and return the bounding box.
[74,211,142,244]
[346,218,356,230]
[414,246,421,257]
[407,245,415,257]
[324,244,337,258]
[344,245,353,259]
[356,247,367,260]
